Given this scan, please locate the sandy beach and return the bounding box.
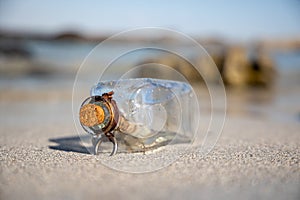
[0,72,299,200]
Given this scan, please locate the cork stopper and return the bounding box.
[79,104,105,127]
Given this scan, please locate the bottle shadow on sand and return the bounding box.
[48,135,92,154]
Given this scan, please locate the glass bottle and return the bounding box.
[79,78,198,155]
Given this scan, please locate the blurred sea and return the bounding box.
[25,40,204,72]
[24,40,300,72]
[0,40,300,123]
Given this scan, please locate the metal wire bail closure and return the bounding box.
[79,91,120,156]
[92,134,118,156]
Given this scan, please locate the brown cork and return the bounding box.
[79,104,105,127]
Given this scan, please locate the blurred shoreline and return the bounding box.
[1,30,300,81]
[0,30,300,124]
[1,30,300,47]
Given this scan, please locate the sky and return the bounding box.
[0,0,299,41]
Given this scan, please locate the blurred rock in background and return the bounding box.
[223,45,276,87]
[136,43,277,87]
[135,54,202,83]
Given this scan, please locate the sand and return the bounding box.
[0,77,299,200]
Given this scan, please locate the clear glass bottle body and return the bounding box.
[90,78,198,152]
